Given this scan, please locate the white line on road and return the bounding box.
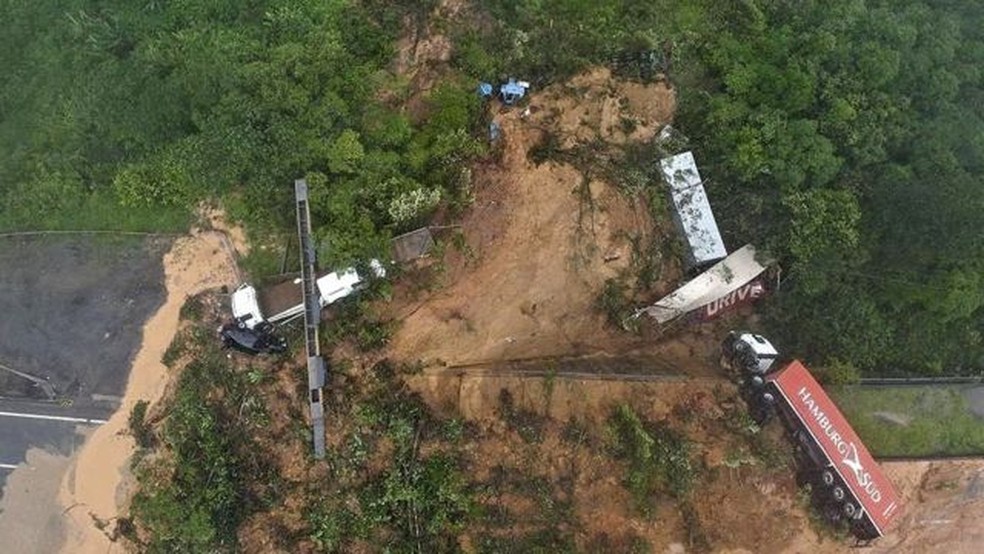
[90,394,122,404]
[0,411,107,425]
[0,463,19,470]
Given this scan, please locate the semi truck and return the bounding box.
[723,332,903,542]
[231,259,385,330]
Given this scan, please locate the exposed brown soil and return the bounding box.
[381,61,984,553]
[878,460,984,553]
[380,63,819,551]
[79,12,983,553]
[386,67,679,367]
[409,371,808,552]
[390,1,462,122]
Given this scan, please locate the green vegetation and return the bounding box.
[497,387,546,444]
[135,292,787,551]
[0,191,190,233]
[128,399,152,449]
[130,322,275,552]
[455,1,984,374]
[597,278,641,332]
[6,1,981,373]
[832,385,984,457]
[608,404,697,513]
[309,361,473,553]
[1,1,481,266]
[472,466,579,553]
[679,2,984,375]
[9,0,983,549]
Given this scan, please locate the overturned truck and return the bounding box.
[770,361,902,540]
[724,334,903,542]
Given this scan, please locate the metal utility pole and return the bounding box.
[0,361,57,400]
[294,179,327,458]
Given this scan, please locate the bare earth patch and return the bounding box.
[387,67,677,366]
[383,65,984,552]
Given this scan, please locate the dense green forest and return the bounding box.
[457,0,984,376]
[689,1,984,376]
[0,0,477,268]
[1,0,981,372]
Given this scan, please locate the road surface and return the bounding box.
[0,235,167,499]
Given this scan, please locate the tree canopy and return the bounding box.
[0,0,476,267]
[458,0,984,374]
[680,1,984,374]
[2,0,982,375]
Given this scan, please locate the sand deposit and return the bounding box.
[57,229,240,553]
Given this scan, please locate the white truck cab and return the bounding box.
[231,259,386,329]
[723,331,779,375]
[317,260,385,304]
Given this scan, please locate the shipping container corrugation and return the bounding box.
[769,361,903,536]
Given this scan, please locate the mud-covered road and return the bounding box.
[0,235,169,494]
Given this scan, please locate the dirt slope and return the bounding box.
[387,67,677,366]
[877,460,984,553]
[382,61,984,552]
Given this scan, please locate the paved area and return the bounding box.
[962,386,984,418]
[0,235,168,496]
[0,445,80,554]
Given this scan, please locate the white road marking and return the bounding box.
[0,463,19,470]
[90,394,122,404]
[0,411,107,425]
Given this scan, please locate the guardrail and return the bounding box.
[859,376,984,385]
[295,179,326,459]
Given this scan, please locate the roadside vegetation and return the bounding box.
[832,385,984,457]
[6,0,983,550]
[1,1,479,267]
[125,294,798,552]
[127,312,276,551]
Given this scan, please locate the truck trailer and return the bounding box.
[231,260,385,330]
[723,333,903,542]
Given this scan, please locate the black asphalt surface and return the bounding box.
[0,408,84,459]
[0,235,169,494]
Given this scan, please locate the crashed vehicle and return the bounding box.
[219,321,287,355]
[722,332,903,542]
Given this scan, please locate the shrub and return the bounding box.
[608,404,697,514]
[129,400,154,448]
[597,278,638,332]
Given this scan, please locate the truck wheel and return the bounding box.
[821,470,835,487]
[843,502,860,519]
[722,332,738,356]
[832,486,845,501]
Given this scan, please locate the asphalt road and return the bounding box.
[0,235,168,494]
